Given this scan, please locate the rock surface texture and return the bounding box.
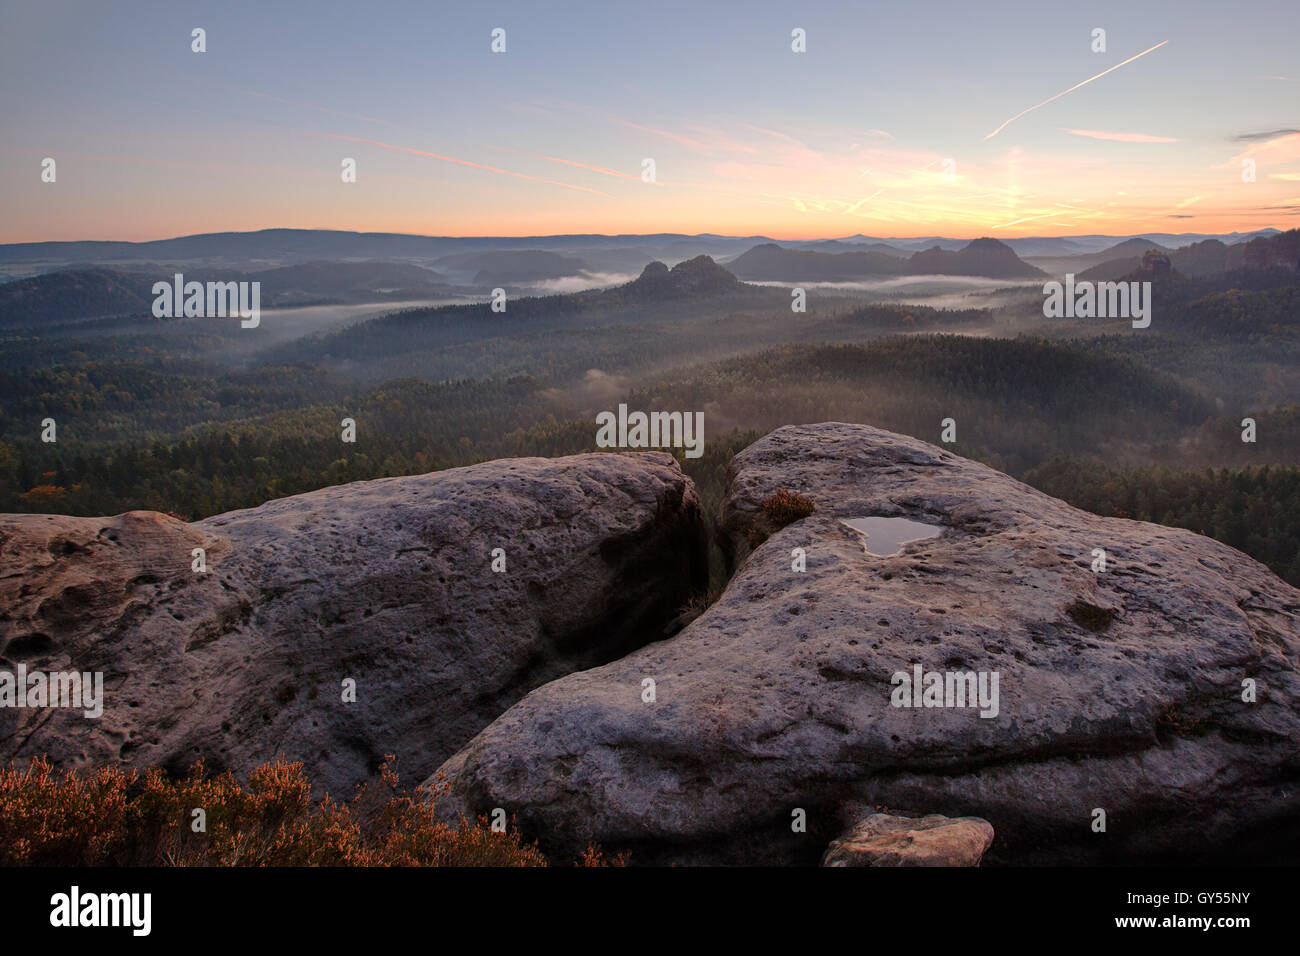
[430,423,1300,864]
[0,453,705,796]
[821,813,995,867]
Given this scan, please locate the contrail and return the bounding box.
[490,146,642,181]
[991,205,1090,229]
[844,189,883,214]
[984,40,1169,140]
[219,83,395,126]
[325,134,611,196]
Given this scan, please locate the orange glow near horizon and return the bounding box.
[5,126,1297,245]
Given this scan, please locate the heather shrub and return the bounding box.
[0,756,551,867]
[759,488,816,528]
[577,842,631,867]
[718,488,819,575]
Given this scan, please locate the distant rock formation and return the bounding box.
[821,812,995,866]
[0,453,707,796]
[1243,228,1300,273]
[906,237,1045,278]
[430,423,1300,865]
[622,255,743,298]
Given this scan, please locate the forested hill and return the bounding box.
[5,333,1299,587]
[0,261,453,328]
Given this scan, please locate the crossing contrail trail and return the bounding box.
[984,40,1169,140]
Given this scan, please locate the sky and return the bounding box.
[1,0,1297,242]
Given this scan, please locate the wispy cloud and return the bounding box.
[217,83,395,126]
[489,146,643,181]
[323,134,611,196]
[1222,130,1300,168]
[617,120,713,152]
[984,40,1169,140]
[1060,128,1180,143]
[1233,128,1300,142]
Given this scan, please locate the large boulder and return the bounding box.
[429,423,1300,864]
[0,452,706,796]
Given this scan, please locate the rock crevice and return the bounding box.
[429,423,1300,865]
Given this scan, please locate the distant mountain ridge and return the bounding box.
[726,243,901,280]
[729,237,1045,280]
[907,237,1045,278]
[0,260,450,327]
[430,249,591,285]
[1079,230,1299,282]
[0,227,1281,272]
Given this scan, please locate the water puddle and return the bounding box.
[841,516,942,557]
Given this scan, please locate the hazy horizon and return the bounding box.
[0,224,1289,246]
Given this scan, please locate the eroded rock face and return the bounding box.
[821,813,994,867]
[0,453,706,796]
[430,423,1300,865]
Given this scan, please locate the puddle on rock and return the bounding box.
[841,516,942,557]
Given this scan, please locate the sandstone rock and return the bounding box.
[821,813,994,867]
[0,453,705,796]
[430,423,1300,864]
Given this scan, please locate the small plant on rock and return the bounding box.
[759,489,816,529]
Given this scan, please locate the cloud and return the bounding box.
[1221,130,1300,168]
[527,272,638,293]
[617,120,730,153]
[1060,129,1180,143]
[537,368,632,414]
[1233,129,1300,142]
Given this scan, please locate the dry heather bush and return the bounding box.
[577,842,631,867]
[718,488,819,573]
[0,756,565,867]
[759,488,816,529]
